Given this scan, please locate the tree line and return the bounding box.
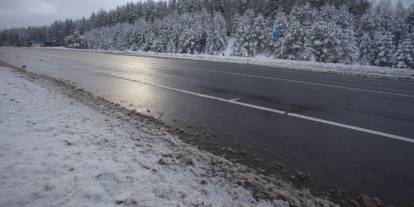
[1,0,413,68]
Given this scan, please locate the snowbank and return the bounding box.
[0,66,336,207]
[44,47,414,81]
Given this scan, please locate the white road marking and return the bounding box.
[23,48,414,98]
[229,98,242,102]
[102,73,414,144]
[154,66,414,98]
[8,50,413,142]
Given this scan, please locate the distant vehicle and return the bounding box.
[40,41,64,47]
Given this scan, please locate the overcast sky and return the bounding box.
[0,0,132,29]
[0,0,413,30]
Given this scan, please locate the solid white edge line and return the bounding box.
[103,73,414,144]
[215,71,414,98]
[33,47,414,98]
[160,67,414,99]
[288,113,414,143]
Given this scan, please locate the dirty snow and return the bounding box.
[0,66,336,207]
[45,47,414,81]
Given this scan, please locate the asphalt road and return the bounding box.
[1,47,414,206]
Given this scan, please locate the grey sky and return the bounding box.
[0,0,413,30]
[0,0,133,29]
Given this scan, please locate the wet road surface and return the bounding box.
[1,47,414,206]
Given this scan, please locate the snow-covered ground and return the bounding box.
[44,47,414,81]
[0,66,336,207]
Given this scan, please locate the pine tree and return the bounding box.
[280,4,314,60]
[268,11,288,57]
[281,19,306,60]
[393,0,408,46]
[357,8,382,65]
[177,12,205,54]
[253,14,268,53]
[358,33,373,65]
[373,31,395,66]
[206,12,227,55]
[64,31,88,49]
[151,20,169,52]
[306,20,333,62]
[306,5,359,64]
[406,3,414,33]
[231,10,258,57]
[394,33,414,68]
[6,0,412,69]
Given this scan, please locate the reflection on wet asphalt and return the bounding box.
[1,47,414,206]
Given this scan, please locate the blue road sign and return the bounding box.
[274,29,281,41]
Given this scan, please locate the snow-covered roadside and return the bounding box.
[44,47,414,81]
[0,66,335,207]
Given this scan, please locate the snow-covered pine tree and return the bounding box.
[132,19,153,51]
[357,8,381,65]
[231,10,259,57]
[165,14,181,53]
[329,6,359,64]
[252,13,268,54]
[302,36,317,61]
[205,12,227,55]
[84,27,103,49]
[151,20,170,52]
[392,0,408,46]
[373,31,395,67]
[232,9,277,57]
[141,22,156,51]
[111,23,131,50]
[394,33,414,68]
[405,3,414,33]
[268,11,288,58]
[65,31,88,49]
[280,19,306,60]
[177,12,205,54]
[280,4,314,60]
[374,0,394,31]
[306,20,333,62]
[358,33,374,65]
[57,0,414,68]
